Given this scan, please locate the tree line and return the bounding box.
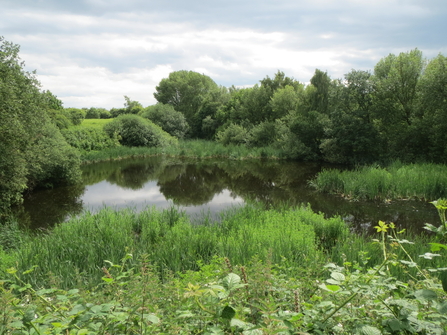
[1,35,446,211]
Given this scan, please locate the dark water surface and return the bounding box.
[16,156,440,234]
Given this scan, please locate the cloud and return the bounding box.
[1,0,446,108]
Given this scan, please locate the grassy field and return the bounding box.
[78,118,114,129]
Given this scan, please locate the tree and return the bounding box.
[418,54,447,162]
[0,37,81,211]
[309,69,331,114]
[372,49,426,161]
[124,96,143,114]
[154,70,221,137]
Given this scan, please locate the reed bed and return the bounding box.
[310,162,447,201]
[12,204,348,288]
[80,140,282,163]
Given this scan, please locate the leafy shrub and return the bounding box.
[216,123,248,145]
[46,109,72,129]
[104,114,178,148]
[26,123,81,189]
[85,107,100,119]
[246,121,277,147]
[65,108,85,125]
[61,127,120,152]
[141,103,189,138]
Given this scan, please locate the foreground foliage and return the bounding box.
[1,202,446,333]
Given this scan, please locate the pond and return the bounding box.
[15,156,440,234]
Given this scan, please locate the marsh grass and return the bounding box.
[13,204,348,288]
[80,140,283,163]
[311,162,447,201]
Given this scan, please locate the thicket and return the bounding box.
[0,37,81,212]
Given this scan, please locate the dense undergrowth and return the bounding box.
[1,203,446,333]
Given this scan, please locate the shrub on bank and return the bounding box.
[61,127,120,152]
[104,114,178,148]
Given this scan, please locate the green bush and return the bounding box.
[141,103,189,139]
[246,121,277,147]
[61,127,120,152]
[104,114,178,148]
[65,108,85,125]
[216,123,249,145]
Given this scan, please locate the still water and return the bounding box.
[16,156,439,234]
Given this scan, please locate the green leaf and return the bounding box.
[143,314,160,324]
[429,243,447,252]
[221,305,236,320]
[438,302,447,314]
[414,289,437,302]
[330,272,345,281]
[358,325,382,335]
[230,318,247,328]
[222,273,241,291]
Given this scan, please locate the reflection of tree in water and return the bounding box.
[107,163,160,190]
[16,184,85,229]
[158,164,225,206]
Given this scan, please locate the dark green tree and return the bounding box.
[0,37,81,211]
[154,71,222,137]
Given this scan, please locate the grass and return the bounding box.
[80,139,283,163]
[310,161,447,201]
[8,204,349,288]
[2,207,446,334]
[78,118,114,129]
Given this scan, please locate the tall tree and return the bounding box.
[0,37,80,212]
[372,49,426,161]
[154,70,221,137]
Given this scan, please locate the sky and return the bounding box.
[2,0,446,109]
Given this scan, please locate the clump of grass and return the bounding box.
[310,162,447,201]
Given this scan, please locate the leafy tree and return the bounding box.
[85,107,101,119]
[309,69,331,114]
[104,114,177,148]
[141,103,189,139]
[0,37,81,211]
[154,71,221,137]
[418,54,447,162]
[372,49,426,161]
[65,108,86,125]
[124,96,143,114]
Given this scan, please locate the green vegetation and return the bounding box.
[0,37,81,212]
[103,114,178,148]
[80,140,281,163]
[310,162,447,201]
[1,204,446,333]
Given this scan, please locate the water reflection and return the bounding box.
[17,156,440,233]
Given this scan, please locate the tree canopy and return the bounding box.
[0,37,81,212]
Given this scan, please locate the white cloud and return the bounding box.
[2,0,446,108]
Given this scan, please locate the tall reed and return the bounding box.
[310,162,447,201]
[80,140,283,163]
[13,204,348,288]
